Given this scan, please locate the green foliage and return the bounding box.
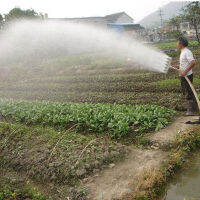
[0,14,3,23]
[0,99,175,139]
[155,40,198,57]
[166,2,200,43]
[0,14,3,30]
[0,122,125,185]
[167,15,183,31]
[167,50,180,58]
[0,50,198,111]
[0,184,47,200]
[166,30,183,40]
[5,7,39,21]
[175,128,200,153]
[152,77,200,88]
[152,78,179,87]
[155,40,199,49]
[182,1,200,43]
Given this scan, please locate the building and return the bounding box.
[105,13,144,37]
[105,12,134,24]
[48,12,144,37]
[162,21,200,38]
[180,21,200,37]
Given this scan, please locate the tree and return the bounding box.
[0,14,3,23]
[4,7,39,22]
[183,1,200,43]
[168,15,183,31]
[0,14,3,29]
[166,30,183,39]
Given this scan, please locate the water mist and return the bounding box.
[0,20,170,73]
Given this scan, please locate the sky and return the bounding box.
[0,0,189,22]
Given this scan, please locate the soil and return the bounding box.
[85,148,167,200]
[150,116,199,145]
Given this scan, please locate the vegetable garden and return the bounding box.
[0,99,175,139]
[0,43,199,199]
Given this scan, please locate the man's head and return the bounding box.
[177,36,188,50]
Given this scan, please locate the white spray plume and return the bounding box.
[0,20,171,73]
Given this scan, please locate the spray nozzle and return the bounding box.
[162,57,172,74]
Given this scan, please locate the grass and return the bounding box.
[0,176,49,200]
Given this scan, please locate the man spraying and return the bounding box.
[173,37,197,116]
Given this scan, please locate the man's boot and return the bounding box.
[185,100,196,116]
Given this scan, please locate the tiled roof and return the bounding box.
[105,12,132,23]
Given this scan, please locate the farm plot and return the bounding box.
[0,99,175,139]
[0,98,175,199]
[0,45,199,199]
[0,46,199,111]
[0,123,125,184]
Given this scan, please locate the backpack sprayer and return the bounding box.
[164,57,200,124]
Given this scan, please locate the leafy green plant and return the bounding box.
[0,99,175,139]
[155,40,199,50]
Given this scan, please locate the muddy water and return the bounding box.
[164,155,200,200]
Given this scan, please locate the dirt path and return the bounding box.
[85,116,198,200]
[150,116,199,145]
[86,148,167,200]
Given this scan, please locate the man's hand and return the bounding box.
[181,70,187,77]
[173,65,180,69]
[180,61,195,77]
